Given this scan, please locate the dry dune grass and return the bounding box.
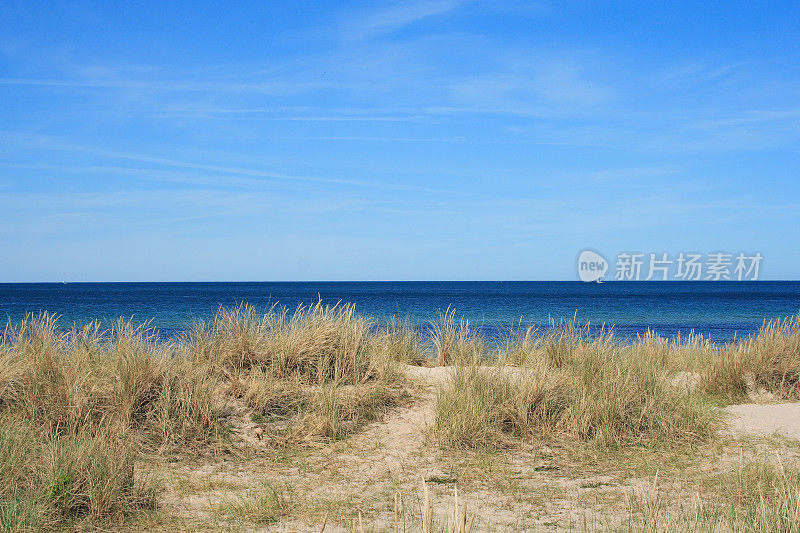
[436,326,719,449]
[0,317,180,529]
[620,459,800,531]
[0,315,221,452]
[430,306,488,366]
[701,315,800,402]
[188,302,399,384]
[190,302,408,443]
[375,316,429,366]
[1,306,800,530]
[0,303,407,529]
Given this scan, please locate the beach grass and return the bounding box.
[0,306,799,530]
[436,328,719,449]
[700,314,800,402]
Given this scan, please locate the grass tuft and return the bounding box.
[438,323,720,449]
[435,364,569,448]
[700,314,800,402]
[215,481,292,525]
[430,307,487,366]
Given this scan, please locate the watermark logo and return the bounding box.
[577,250,609,282]
[578,250,763,281]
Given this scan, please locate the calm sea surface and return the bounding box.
[1,281,799,343]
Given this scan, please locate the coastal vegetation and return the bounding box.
[0,304,799,530]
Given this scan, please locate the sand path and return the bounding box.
[724,402,800,440]
[158,366,800,531]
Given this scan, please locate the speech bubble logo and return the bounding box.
[577,250,608,282]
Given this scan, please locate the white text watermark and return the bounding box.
[577,250,762,282]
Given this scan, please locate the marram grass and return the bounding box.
[0,305,798,530]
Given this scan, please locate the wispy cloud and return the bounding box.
[342,0,465,40]
[0,76,329,94]
[0,132,464,195]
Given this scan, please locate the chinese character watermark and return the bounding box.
[577,250,763,282]
[676,253,703,280]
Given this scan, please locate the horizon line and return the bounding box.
[0,279,795,284]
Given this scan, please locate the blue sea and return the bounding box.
[1,281,799,344]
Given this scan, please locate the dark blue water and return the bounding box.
[0,281,799,344]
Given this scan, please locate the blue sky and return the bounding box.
[1,0,799,281]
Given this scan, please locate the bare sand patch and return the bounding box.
[724,402,800,440]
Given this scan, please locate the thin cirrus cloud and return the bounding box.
[338,0,465,40]
[0,131,461,195]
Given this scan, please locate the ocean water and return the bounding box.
[0,281,799,344]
